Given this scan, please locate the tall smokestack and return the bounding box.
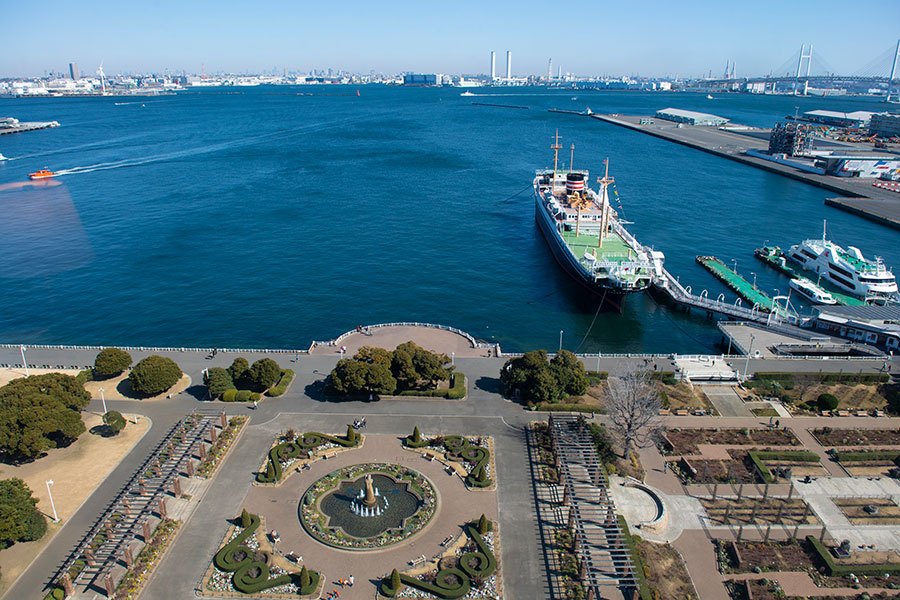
[490,51,496,81]
[506,51,511,80]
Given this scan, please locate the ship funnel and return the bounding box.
[566,173,585,194]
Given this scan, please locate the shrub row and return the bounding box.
[753,372,889,385]
[535,403,598,413]
[617,516,652,600]
[806,535,900,577]
[257,429,359,483]
[221,389,261,402]
[748,450,820,483]
[396,373,466,399]
[266,369,294,397]
[834,451,900,463]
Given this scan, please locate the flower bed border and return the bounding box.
[199,416,248,478]
[300,463,437,551]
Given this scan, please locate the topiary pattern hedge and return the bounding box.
[422,435,493,488]
[214,511,319,595]
[257,431,360,483]
[380,520,496,599]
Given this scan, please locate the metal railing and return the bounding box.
[313,322,497,350]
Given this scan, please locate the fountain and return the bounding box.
[348,473,392,517]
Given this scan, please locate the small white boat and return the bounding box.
[707,94,714,100]
[0,153,8,161]
[790,278,836,305]
[460,91,475,97]
[582,107,594,115]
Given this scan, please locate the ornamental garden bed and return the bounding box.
[717,539,818,574]
[670,449,821,484]
[833,497,900,525]
[833,450,900,477]
[405,429,494,489]
[255,428,362,485]
[662,428,800,456]
[114,518,180,600]
[203,511,320,598]
[199,416,247,478]
[379,517,500,600]
[811,428,900,447]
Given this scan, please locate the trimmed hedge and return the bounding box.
[807,535,900,577]
[617,516,652,600]
[835,451,900,464]
[754,372,889,385]
[215,511,319,594]
[748,450,820,483]
[257,431,360,483]
[380,520,494,599]
[535,403,598,413]
[221,389,261,402]
[267,369,295,397]
[222,389,237,402]
[396,373,466,399]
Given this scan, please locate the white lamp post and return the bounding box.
[451,352,455,367]
[743,334,755,382]
[99,388,107,415]
[750,272,757,290]
[559,330,564,353]
[46,480,58,522]
[21,345,28,377]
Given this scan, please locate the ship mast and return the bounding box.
[551,130,562,189]
[597,159,614,248]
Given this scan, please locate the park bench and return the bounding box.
[440,536,453,547]
[285,552,301,563]
[675,409,689,416]
[424,452,435,462]
[820,410,832,417]
[409,555,426,566]
[856,410,869,417]
[658,409,671,416]
[837,410,851,417]
[693,409,707,416]
[874,409,886,417]
[323,451,337,459]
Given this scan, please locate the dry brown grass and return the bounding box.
[636,538,698,600]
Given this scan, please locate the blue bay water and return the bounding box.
[0,87,897,353]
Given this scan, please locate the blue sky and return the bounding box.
[2,0,897,78]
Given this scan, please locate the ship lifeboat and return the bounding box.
[29,169,56,180]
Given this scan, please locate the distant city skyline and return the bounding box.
[2,0,898,79]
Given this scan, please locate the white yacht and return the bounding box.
[788,223,897,302]
[789,278,836,305]
[0,153,8,161]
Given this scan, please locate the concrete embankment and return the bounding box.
[589,114,900,231]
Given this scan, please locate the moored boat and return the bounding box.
[789,278,836,305]
[533,132,663,311]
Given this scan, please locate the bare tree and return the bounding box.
[606,367,664,457]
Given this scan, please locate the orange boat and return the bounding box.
[29,169,56,180]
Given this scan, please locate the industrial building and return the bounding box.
[813,153,900,179]
[655,108,728,126]
[869,113,900,139]
[768,121,812,156]
[402,73,441,86]
[810,305,900,352]
[800,109,874,128]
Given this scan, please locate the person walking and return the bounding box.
[349,575,354,587]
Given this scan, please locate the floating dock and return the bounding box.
[754,246,866,306]
[696,255,780,312]
[588,114,900,231]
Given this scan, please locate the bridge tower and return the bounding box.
[887,39,900,103]
[795,44,813,95]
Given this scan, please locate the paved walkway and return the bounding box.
[672,530,729,600]
[309,325,493,358]
[700,386,753,417]
[243,435,498,600]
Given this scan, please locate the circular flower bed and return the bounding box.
[300,463,437,550]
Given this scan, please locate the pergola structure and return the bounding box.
[548,414,638,600]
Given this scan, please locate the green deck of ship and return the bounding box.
[560,229,635,263]
[755,246,866,306]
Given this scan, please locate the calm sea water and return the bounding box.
[0,87,897,353]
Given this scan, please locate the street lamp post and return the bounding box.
[743,334,755,382]
[46,480,58,522]
[751,272,757,290]
[451,352,455,367]
[99,388,107,415]
[559,330,564,353]
[731,259,738,273]
[20,345,28,377]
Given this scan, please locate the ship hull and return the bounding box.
[534,192,627,312]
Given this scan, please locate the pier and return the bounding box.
[754,247,866,306]
[0,119,60,135]
[696,255,780,312]
[589,114,900,231]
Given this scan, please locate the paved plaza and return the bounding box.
[0,332,898,600]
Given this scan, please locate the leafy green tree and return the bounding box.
[412,426,421,443]
[0,478,46,549]
[390,347,418,387]
[346,424,357,443]
[93,347,132,379]
[362,361,397,395]
[550,350,588,395]
[395,341,450,386]
[102,411,127,435]
[240,508,251,528]
[0,374,89,461]
[326,359,396,396]
[390,568,401,591]
[249,358,282,391]
[299,566,311,589]
[227,358,251,388]
[204,367,235,398]
[477,513,490,534]
[354,346,392,367]
[817,393,839,411]
[128,355,182,396]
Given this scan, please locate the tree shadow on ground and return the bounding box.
[184,384,211,401]
[89,424,117,438]
[474,376,501,394]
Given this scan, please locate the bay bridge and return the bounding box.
[697,40,900,100]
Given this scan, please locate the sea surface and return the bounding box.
[0,87,898,353]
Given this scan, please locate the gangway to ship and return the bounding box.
[652,267,796,325]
